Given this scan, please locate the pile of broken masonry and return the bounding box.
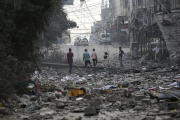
[1,61,180,120]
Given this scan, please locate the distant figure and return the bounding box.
[119,47,124,67]
[83,49,92,71]
[91,49,98,67]
[67,48,74,73]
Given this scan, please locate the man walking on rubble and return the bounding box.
[91,49,98,67]
[83,49,92,71]
[119,47,124,68]
[67,48,73,74]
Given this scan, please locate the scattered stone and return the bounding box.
[168,102,178,110]
[119,104,127,110]
[142,99,151,107]
[56,103,65,109]
[142,116,155,120]
[171,112,180,118]
[99,89,108,94]
[19,103,27,108]
[72,108,84,113]
[75,116,82,120]
[22,95,30,101]
[19,97,29,104]
[0,107,9,115]
[129,100,137,108]
[133,106,143,111]
[55,93,61,99]
[134,94,145,101]
[83,95,92,100]
[113,101,121,106]
[84,107,97,116]
[3,57,180,120]
[30,96,37,101]
[43,114,53,119]
[119,81,129,87]
[48,96,56,102]
[62,91,67,96]
[27,105,37,112]
[90,100,102,109]
[42,94,49,102]
[106,94,117,102]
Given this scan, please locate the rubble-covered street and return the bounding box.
[1,0,180,120]
[1,51,180,120]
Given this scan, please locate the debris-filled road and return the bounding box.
[1,47,180,120]
[2,0,180,119]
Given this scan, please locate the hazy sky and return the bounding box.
[64,0,103,42]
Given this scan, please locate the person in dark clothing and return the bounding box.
[67,48,73,73]
[119,47,124,67]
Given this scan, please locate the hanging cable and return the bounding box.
[68,3,104,49]
[65,2,102,13]
[71,1,113,49]
[67,0,125,54]
[85,1,110,59]
[69,6,105,53]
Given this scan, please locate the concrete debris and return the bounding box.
[106,94,117,102]
[90,100,102,109]
[56,103,65,109]
[84,107,97,115]
[0,107,9,115]
[2,56,180,120]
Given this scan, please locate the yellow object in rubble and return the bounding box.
[107,90,112,93]
[0,103,2,107]
[68,89,86,97]
[120,86,122,88]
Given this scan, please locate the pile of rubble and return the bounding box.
[1,61,180,120]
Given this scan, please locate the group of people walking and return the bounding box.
[67,48,98,73]
[67,47,124,74]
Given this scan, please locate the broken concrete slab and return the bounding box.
[112,101,121,106]
[106,94,117,102]
[133,106,143,111]
[84,107,97,116]
[83,95,92,100]
[168,102,179,110]
[30,96,37,101]
[90,101,102,109]
[142,99,151,107]
[171,112,180,118]
[155,91,180,102]
[56,103,65,109]
[0,107,9,115]
[72,108,84,113]
[134,94,145,101]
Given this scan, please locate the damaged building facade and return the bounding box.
[128,0,180,62]
[90,0,180,63]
